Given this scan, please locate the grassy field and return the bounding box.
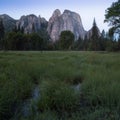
[0,51,120,120]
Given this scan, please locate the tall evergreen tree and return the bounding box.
[99,30,107,50]
[83,35,89,50]
[0,19,5,49]
[17,24,21,32]
[101,30,106,39]
[12,26,18,33]
[89,18,100,51]
[118,36,120,50]
[93,18,97,26]
[20,27,24,33]
[0,20,4,38]
[32,23,36,33]
[74,37,83,50]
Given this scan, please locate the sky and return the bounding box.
[0,0,116,32]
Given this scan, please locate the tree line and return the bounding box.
[0,20,120,51]
[0,22,49,51]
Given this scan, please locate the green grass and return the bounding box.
[0,51,120,120]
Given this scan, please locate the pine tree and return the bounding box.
[32,23,36,33]
[93,18,97,27]
[0,19,4,40]
[20,27,24,33]
[100,30,106,51]
[0,19,5,49]
[118,36,120,50]
[74,37,83,50]
[12,26,18,33]
[101,30,106,38]
[17,24,21,32]
[89,18,100,51]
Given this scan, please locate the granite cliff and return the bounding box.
[0,14,16,32]
[47,9,86,42]
[16,14,47,34]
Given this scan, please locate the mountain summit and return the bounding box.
[47,9,86,42]
[0,14,16,32]
[16,15,47,34]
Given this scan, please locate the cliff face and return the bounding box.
[16,14,47,34]
[47,9,86,42]
[0,14,16,32]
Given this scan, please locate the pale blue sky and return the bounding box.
[0,0,116,31]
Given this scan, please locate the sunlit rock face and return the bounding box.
[47,9,86,42]
[16,14,47,34]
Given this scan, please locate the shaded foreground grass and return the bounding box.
[0,51,120,120]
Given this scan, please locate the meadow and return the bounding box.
[0,51,120,120]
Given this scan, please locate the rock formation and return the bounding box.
[16,14,47,34]
[0,10,101,42]
[0,14,16,32]
[47,9,86,42]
